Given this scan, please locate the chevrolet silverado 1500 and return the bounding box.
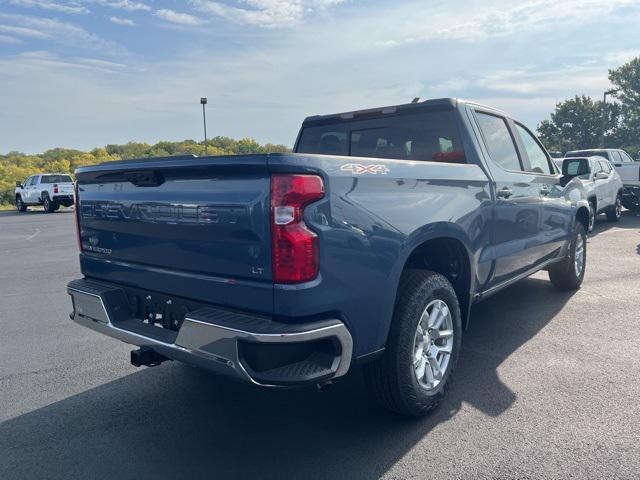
[68,98,590,416]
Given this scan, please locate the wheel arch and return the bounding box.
[389,223,475,334]
[575,205,590,232]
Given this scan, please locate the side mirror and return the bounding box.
[15,181,23,188]
[595,172,609,180]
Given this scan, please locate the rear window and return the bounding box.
[40,175,73,184]
[296,110,466,163]
[566,150,610,160]
[564,158,589,176]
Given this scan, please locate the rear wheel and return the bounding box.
[15,196,27,212]
[606,194,622,222]
[43,196,55,213]
[363,270,462,416]
[548,222,586,290]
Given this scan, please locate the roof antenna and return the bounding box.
[411,97,420,103]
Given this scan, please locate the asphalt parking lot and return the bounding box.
[1,208,639,480]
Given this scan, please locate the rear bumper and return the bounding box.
[52,194,74,204]
[622,185,640,208]
[67,278,353,386]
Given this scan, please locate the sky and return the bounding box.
[0,0,639,154]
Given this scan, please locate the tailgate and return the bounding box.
[75,155,273,313]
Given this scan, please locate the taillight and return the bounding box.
[271,174,324,284]
[53,184,59,194]
[74,181,82,251]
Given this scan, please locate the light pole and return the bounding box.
[600,89,618,148]
[200,97,208,156]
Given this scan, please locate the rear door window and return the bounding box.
[297,110,466,163]
[619,151,634,163]
[514,123,552,174]
[610,151,623,164]
[475,112,522,171]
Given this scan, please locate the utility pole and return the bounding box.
[601,89,618,148]
[200,97,208,156]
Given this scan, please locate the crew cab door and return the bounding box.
[472,110,543,286]
[512,122,571,260]
[24,176,38,203]
[612,150,638,184]
[591,160,609,209]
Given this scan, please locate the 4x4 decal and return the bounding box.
[340,163,390,175]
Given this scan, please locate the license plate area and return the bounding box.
[121,287,209,332]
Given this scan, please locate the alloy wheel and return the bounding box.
[574,233,585,277]
[412,299,454,391]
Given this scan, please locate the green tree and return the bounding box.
[537,95,620,153]
[0,137,291,208]
[608,57,640,155]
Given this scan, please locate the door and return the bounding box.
[513,122,571,260]
[473,111,543,287]
[614,150,638,184]
[24,176,38,203]
[591,160,607,210]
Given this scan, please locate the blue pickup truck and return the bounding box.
[68,98,590,416]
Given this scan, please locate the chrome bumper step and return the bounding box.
[67,278,353,386]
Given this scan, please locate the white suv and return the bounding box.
[565,148,640,212]
[556,156,623,231]
[15,173,75,213]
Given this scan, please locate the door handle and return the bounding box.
[497,187,513,199]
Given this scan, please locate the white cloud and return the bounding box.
[109,15,136,26]
[0,34,21,43]
[0,13,127,55]
[6,0,89,14]
[190,0,346,27]
[0,24,50,38]
[154,9,204,26]
[98,0,150,11]
[375,0,638,46]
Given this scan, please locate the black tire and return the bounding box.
[548,222,587,290]
[43,195,55,213]
[363,270,462,417]
[606,194,622,222]
[53,203,60,211]
[587,200,595,232]
[15,196,27,212]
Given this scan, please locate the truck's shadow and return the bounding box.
[1,277,574,480]
[591,209,640,235]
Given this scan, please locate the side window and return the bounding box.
[611,151,623,164]
[27,176,36,186]
[23,176,32,186]
[620,151,634,163]
[592,161,602,174]
[602,161,612,173]
[514,123,552,174]
[475,112,522,171]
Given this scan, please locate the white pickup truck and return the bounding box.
[15,173,75,213]
[565,149,640,212]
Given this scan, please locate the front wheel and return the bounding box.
[363,270,462,416]
[606,194,622,222]
[587,200,595,232]
[548,222,587,290]
[16,196,27,212]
